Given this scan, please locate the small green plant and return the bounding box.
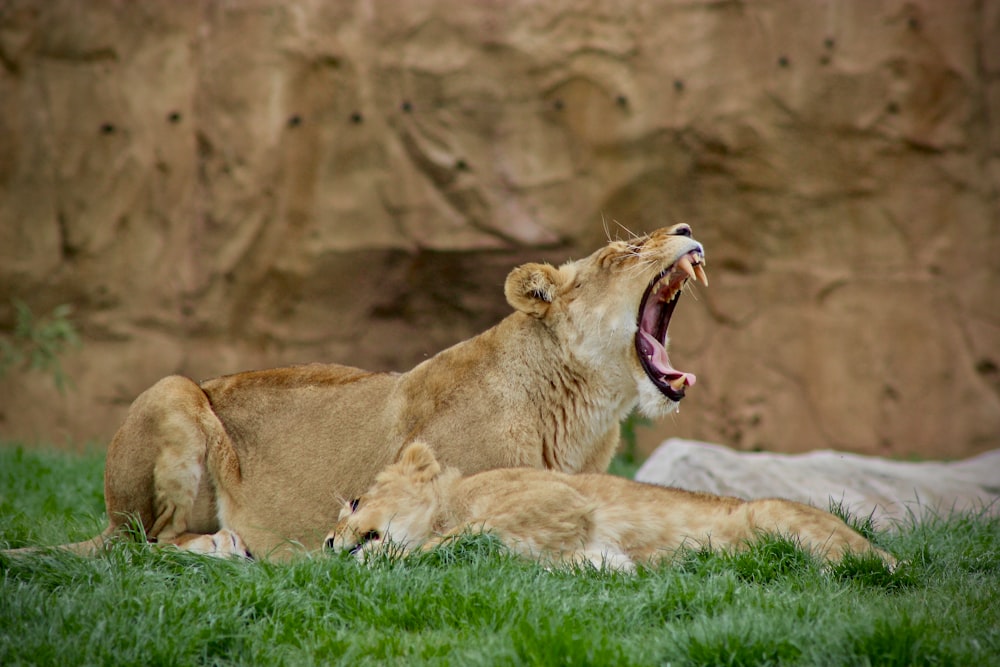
[618,409,651,464]
[0,299,80,392]
[609,409,652,478]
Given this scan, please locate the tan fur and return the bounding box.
[328,442,896,571]
[21,225,706,560]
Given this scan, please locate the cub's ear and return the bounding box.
[398,441,442,483]
[504,262,570,318]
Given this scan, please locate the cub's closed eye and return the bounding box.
[349,498,360,512]
[348,529,380,555]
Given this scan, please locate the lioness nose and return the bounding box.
[324,536,336,550]
[670,224,692,237]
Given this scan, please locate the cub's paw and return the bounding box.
[176,529,252,559]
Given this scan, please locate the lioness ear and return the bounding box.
[504,263,569,318]
[399,441,442,483]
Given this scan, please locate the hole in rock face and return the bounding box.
[976,358,998,376]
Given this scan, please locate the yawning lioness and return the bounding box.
[23,225,707,559]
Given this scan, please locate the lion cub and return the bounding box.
[326,442,895,571]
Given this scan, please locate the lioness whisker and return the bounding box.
[613,219,641,242]
[601,213,613,244]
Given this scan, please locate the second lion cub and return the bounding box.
[326,442,895,571]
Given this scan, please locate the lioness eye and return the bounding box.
[349,498,360,512]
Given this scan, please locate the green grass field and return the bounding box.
[2,443,998,666]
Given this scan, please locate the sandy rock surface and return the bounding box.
[1,1,998,458]
[636,439,1000,525]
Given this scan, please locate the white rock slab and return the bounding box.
[635,439,1000,526]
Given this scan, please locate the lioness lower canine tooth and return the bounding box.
[694,263,709,287]
[677,256,697,283]
[668,376,687,391]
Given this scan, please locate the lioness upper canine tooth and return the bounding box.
[677,256,697,283]
[694,263,709,287]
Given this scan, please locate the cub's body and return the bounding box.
[329,443,896,571]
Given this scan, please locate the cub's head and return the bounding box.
[504,223,707,419]
[325,442,450,557]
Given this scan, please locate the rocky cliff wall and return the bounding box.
[1,0,998,458]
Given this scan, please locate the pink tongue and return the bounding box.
[639,331,697,388]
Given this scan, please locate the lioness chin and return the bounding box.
[328,442,897,571]
[9,225,707,560]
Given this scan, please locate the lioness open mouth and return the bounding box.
[635,250,707,401]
